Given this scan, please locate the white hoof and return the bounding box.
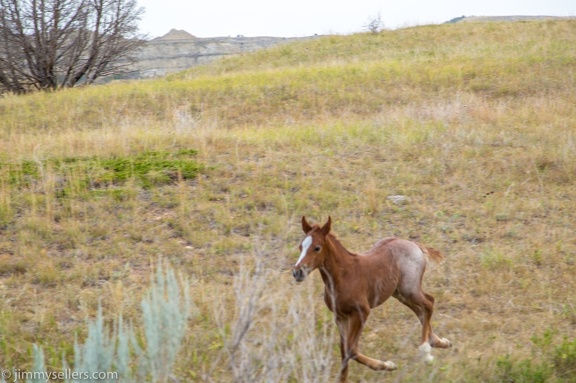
[440,337,452,348]
[383,360,397,370]
[419,343,434,364]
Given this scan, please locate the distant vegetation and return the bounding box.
[0,20,575,382]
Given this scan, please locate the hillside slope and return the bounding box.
[2,20,574,132]
[0,20,575,382]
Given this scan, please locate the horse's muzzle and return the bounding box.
[292,268,306,282]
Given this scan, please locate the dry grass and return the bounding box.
[1,20,575,382]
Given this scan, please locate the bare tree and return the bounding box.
[0,0,145,94]
[364,12,384,34]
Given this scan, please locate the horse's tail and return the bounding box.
[417,243,444,264]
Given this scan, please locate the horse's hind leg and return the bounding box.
[393,289,451,363]
[393,290,434,361]
[422,291,452,349]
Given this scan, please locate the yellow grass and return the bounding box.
[1,19,575,382]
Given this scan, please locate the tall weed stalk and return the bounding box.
[212,238,335,382]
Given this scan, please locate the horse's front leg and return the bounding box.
[337,310,397,382]
[336,316,351,383]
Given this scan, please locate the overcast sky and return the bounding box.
[136,0,575,38]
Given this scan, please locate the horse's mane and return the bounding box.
[308,223,357,257]
[327,232,358,257]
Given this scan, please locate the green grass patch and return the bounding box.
[97,148,202,188]
[0,149,203,193]
[494,330,576,383]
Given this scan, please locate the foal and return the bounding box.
[292,216,451,382]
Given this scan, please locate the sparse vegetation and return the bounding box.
[0,259,191,383]
[0,20,575,382]
[492,330,576,383]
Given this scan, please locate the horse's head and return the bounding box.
[292,216,332,282]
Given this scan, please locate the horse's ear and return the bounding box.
[320,216,332,236]
[302,216,313,233]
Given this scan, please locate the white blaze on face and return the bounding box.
[295,236,312,268]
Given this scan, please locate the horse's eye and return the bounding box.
[314,245,321,252]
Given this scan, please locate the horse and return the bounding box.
[292,216,452,382]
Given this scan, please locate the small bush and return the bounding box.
[139,260,192,382]
[552,337,576,381]
[0,259,194,383]
[493,331,576,383]
[495,354,550,383]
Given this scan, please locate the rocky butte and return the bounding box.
[125,29,315,79]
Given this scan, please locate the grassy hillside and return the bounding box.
[1,20,575,382]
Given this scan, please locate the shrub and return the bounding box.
[495,354,550,383]
[552,337,576,381]
[493,330,576,383]
[0,259,193,383]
